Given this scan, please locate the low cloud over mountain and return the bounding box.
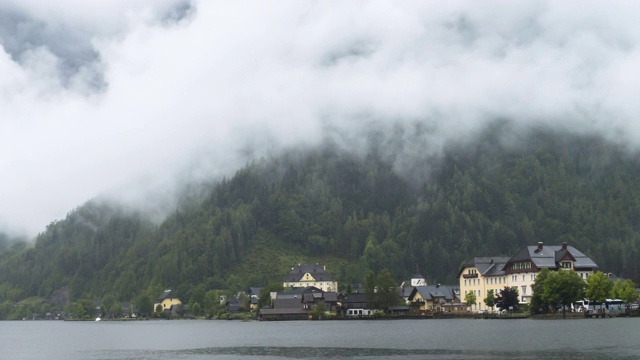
[1,0,640,236]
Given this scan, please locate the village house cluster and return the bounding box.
[149,242,602,320]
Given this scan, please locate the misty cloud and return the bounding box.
[1,0,640,236]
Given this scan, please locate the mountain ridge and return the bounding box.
[1,122,639,318]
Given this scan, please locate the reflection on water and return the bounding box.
[86,346,640,360]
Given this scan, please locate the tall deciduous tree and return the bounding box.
[464,291,477,310]
[375,268,401,309]
[585,271,613,303]
[496,286,519,312]
[483,289,496,312]
[542,270,584,318]
[136,294,153,317]
[611,279,638,305]
[530,268,551,314]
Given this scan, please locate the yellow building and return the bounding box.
[407,285,461,314]
[459,242,598,312]
[458,257,510,312]
[154,289,182,313]
[283,264,338,292]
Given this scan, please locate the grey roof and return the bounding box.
[273,298,304,309]
[508,244,598,270]
[275,292,304,300]
[276,287,323,299]
[156,290,178,302]
[301,291,341,304]
[248,287,262,296]
[410,285,455,302]
[303,293,315,303]
[342,293,369,304]
[458,257,510,278]
[323,292,340,302]
[284,264,336,282]
[399,282,419,298]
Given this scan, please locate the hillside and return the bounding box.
[1,123,640,318]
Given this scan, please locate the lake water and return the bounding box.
[1,318,639,359]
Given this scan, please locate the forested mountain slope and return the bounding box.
[1,124,639,310]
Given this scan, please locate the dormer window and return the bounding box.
[561,261,572,269]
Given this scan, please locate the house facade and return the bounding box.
[283,264,338,292]
[408,284,462,314]
[153,290,182,313]
[459,242,598,312]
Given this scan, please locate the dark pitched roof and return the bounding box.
[273,298,304,309]
[276,286,323,299]
[342,293,369,304]
[284,264,335,282]
[323,292,340,303]
[248,287,262,296]
[507,244,598,270]
[303,293,315,303]
[399,284,415,298]
[156,290,179,302]
[409,285,455,302]
[457,257,510,278]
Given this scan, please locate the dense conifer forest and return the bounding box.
[1,123,640,318]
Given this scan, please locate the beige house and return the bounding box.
[154,289,182,313]
[407,284,462,314]
[283,264,338,292]
[459,242,598,312]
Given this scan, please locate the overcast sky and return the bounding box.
[1,0,640,237]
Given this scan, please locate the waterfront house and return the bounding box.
[154,289,182,313]
[283,264,338,292]
[301,291,344,312]
[247,287,262,310]
[399,269,428,302]
[259,297,309,320]
[408,284,461,314]
[459,242,598,312]
[342,293,380,317]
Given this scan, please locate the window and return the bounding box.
[521,286,527,295]
[562,261,571,269]
[465,279,467,286]
[522,274,525,281]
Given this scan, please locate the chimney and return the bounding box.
[562,242,567,250]
[537,242,543,251]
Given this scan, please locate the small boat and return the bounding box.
[95,317,101,322]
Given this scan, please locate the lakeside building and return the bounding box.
[283,264,338,292]
[459,242,598,312]
[153,289,182,314]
